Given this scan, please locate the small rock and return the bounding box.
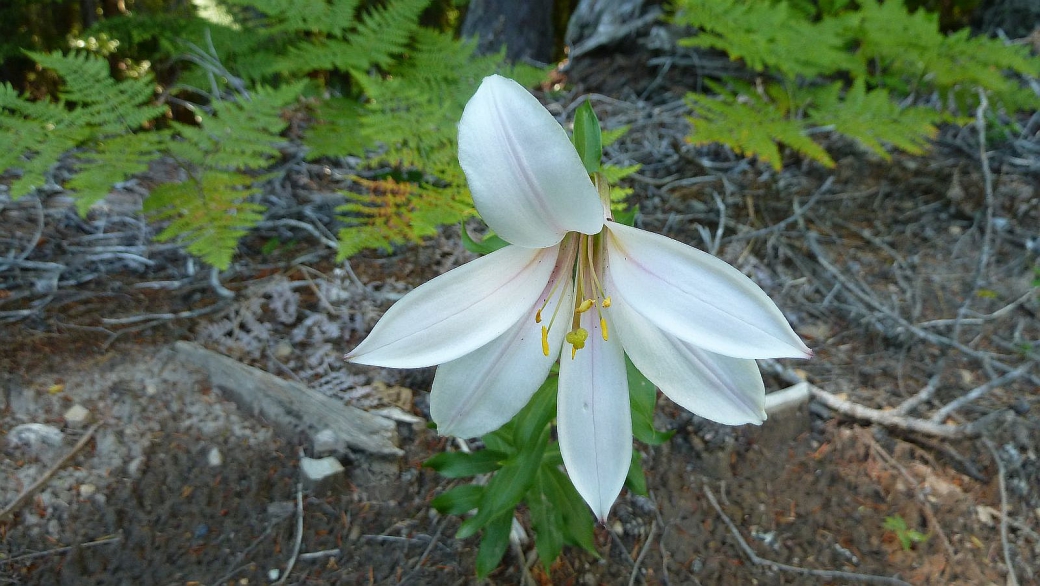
[268,568,280,581]
[273,340,294,360]
[63,404,92,428]
[79,484,97,498]
[126,456,147,478]
[300,456,345,492]
[266,500,295,521]
[6,423,64,454]
[207,447,223,467]
[312,429,346,457]
[144,382,158,396]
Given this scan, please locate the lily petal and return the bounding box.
[611,297,766,425]
[458,75,604,248]
[605,222,811,359]
[347,245,559,368]
[558,308,631,522]
[430,266,575,438]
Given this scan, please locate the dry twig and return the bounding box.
[702,484,912,586]
[983,439,1020,586]
[0,422,101,521]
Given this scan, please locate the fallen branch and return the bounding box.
[0,533,122,566]
[760,360,1009,439]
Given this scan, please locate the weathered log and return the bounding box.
[174,342,402,457]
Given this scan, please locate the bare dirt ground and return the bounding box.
[2,43,1039,585]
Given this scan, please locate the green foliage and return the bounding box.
[672,0,1040,169]
[883,515,930,550]
[0,51,167,207]
[627,356,675,446]
[686,82,835,169]
[425,378,600,578]
[144,83,304,269]
[1,0,546,270]
[573,101,603,174]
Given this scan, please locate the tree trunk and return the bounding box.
[461,0,555,63]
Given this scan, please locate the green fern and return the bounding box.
[3,0,545,270]
[673,0,1039,169]
[675,0,861,79]
[686,84,834,169]
[66,132,168,214]
[0,51,166,202]
[851,0,1040,112]
[144,172,267,270]
[257,0,428,77]
[807,80,942,160]
[144,83,304,269]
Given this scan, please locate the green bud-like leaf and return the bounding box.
[573,100,602,174]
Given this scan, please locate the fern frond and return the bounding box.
[66,132,169,214]
[807,80,940,160]
[145,172,266,269]
[675,0,860,79]
[0,52,164,201]
[222,0,361,35]
[169,82,303,170]
[336,177,417,258]
[303,97,368,160]
[849,1,1040,112]
[26,51,166,132]
[349,0,429,69]
[686,89,833,169]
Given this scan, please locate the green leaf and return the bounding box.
[430,484,484,515]
[475,511,513,579]
[460,224,509,255]
[546,467,597,554]
[513,376,558,448]
[572,100,602,174]
[625,451,648,496]
[627,356,675,446]
[424,449,507,478]
[528,470,565,571]
[457,425,549,539]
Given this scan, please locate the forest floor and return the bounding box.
[2,42,1039,585]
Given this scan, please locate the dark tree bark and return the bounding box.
[461,0,555,63]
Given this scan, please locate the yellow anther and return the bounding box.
[535,308,542,324]
[600,317,609,341]
[540,325,549,357]
[576,299,595,314]
[601,296,611,308]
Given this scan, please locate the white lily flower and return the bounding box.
[347,75,811,521]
